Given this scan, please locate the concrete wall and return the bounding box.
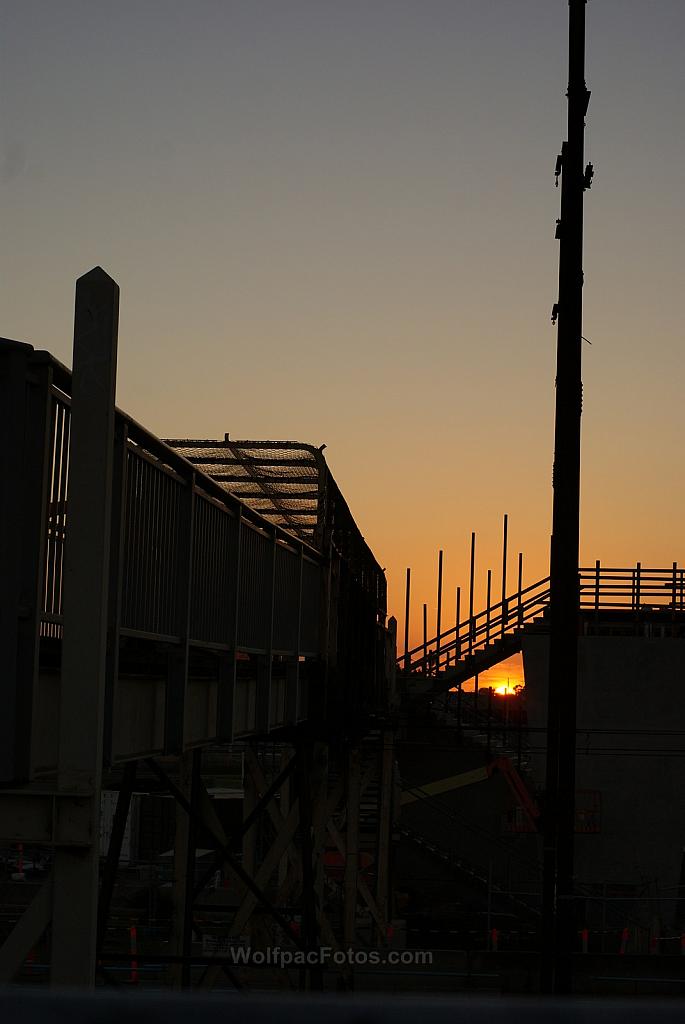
[522,634,685,924]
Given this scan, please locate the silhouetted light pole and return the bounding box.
[543,0,592,996]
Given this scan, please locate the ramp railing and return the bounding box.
[402,563,685,676]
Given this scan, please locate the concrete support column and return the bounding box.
[51,268,119,988]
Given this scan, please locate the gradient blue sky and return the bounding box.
[2,1,684,654]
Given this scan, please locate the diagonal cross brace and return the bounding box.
[144,758,306,952]
[0,876,53,983]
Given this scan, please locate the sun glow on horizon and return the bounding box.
[470,653,525,694]
[493,680,519,696]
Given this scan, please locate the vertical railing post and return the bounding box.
[217,513,241,739]
[422,603,428,674]
[672,562,678,630]
[285,545,304,726]
[469,532,476,656]
[487,686,492,754]
[594,559,600,631]
[501,513,509,638]
[455,586,461,662]
[403,567,411,673]
[436,550,443,672]
[486,569,492,643]
[517,552,523,628]
[502,686,508,747]
[257,530,277,731]
[635,561,641,633]
[165,471,196,754]
[295,545,305,719]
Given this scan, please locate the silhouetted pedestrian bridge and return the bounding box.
[0,334,390,782]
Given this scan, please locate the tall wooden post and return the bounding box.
[543,0,591,995]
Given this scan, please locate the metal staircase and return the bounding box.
[399,563,685,687]
[400,576,550,683]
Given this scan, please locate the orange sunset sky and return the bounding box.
[3,2,685,694]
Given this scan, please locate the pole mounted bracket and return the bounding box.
[554,146,565,187]
[583,162,594,190]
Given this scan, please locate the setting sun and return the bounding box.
[494,682,517,696]
[467,654,525,693]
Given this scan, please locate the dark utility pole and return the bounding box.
[542,0,592,996]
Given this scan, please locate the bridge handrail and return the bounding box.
[401,562,685,674]
[39,372,323,660]
[403,576,551,663]
[44,356,323,559]
[403,578,551,674]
